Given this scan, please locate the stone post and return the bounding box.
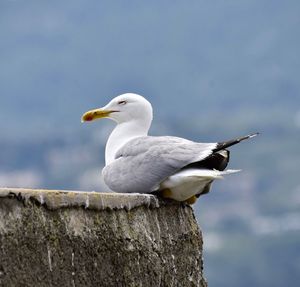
[0,188,207,287]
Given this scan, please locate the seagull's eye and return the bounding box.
[118,100,127,105]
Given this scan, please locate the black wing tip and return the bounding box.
[236,132,260,142]
[215,132,260,151]
[248,132,260,138]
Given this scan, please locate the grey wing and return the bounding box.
[102,136,217,193]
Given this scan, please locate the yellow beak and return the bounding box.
[81,108,115,122]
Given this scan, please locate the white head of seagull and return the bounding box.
[82,93,153,165]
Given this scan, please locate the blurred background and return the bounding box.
[1,0,299,286]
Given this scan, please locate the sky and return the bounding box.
[1,0,299,139]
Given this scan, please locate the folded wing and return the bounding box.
[102,136,217,193]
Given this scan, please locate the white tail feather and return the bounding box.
[177,168,241,179]
[160,168,241,201]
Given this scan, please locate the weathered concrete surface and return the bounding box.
[0,188,207,287]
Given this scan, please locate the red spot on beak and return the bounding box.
[84,114,94,121]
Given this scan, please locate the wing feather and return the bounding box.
[102,136,217,193]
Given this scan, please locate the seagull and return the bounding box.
[82,93,258,204]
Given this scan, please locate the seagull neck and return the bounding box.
[105,120,150,165]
